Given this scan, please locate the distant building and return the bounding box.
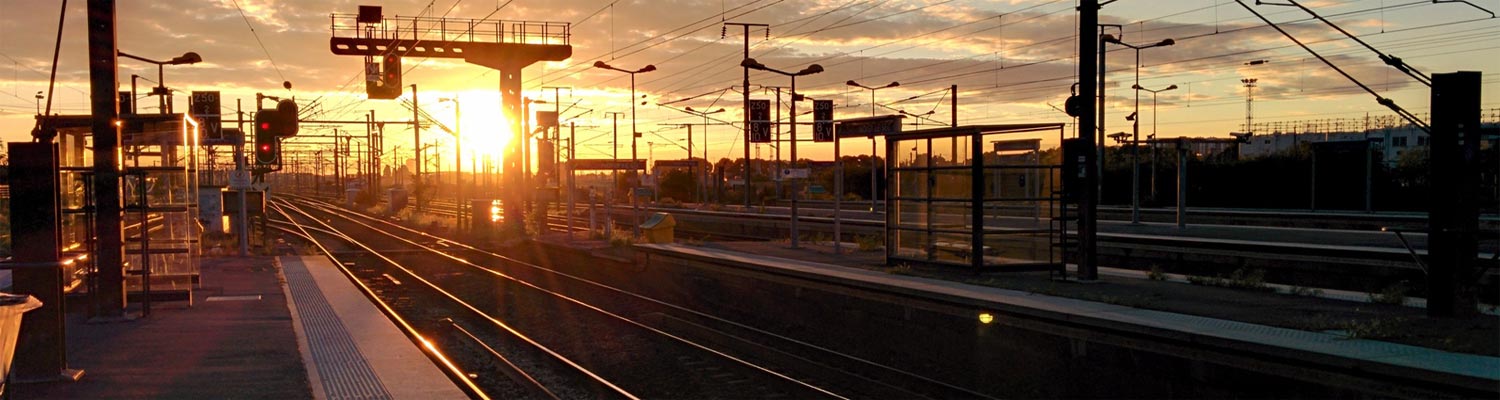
[1237,109,1500,165]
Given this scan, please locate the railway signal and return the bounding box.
[254,110,281,165]
[273,98,300,137]
[366,53,402,99]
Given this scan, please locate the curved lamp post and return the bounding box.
[742,58,823,248]
[118,51,201,114]
[593,61,656,234]
[1133,83,1177,204]
[846,80,899,212]
[1103,35,1173,224]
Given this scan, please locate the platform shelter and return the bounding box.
[884,123,1065,272]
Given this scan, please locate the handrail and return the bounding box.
[329,13,569,46]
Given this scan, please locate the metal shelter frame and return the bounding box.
[885,123,1066,272]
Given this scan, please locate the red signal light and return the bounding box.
[260,122,271,130]
[260,144,271,152]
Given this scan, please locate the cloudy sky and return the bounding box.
[0,0,1496,165]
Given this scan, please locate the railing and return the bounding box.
[330,13,570,46]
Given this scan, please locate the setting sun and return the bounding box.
[458,109,511,164]
[431,90,518,171]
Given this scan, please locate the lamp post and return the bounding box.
[1134,83,1177,205]
[742,58,824,249]
[439,97,463,231]
[118,51,201,114]
[34,91,43,115]
[684,106,725,203]
[846,80,899,212]
[592,61,656,168]
[1103,35,1174,224]
[593,61,656,233]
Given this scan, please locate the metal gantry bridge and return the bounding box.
[329,8,572,233]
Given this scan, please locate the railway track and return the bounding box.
[271,196,989,399]
[309,195,1499,296]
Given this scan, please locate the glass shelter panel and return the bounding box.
[931,169,972,200]
[886,124,1065,271]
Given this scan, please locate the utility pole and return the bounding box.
[236,101,249,256]
[412,84,422,211]
[951,84,958,127]
[773,86,783,199]
[727,21,767,209]
[89,0,127,318]
[1078,0,1101,281]
[607,111,625,202]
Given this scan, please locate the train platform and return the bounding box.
[9,255,466,400]
[705,202,1500,256]
[280,255,468,400]
[633,241,1500,395]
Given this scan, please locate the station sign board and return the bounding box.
[992,138,1042,153]
[653,159,704,168]
[569,159,646,171]
[190,91,222,141]
[812,99,834,142]
[748,99,771,143]
[779,168,809,180]
[836,115,903,138]
[222,190,266,215]
[228,170,251,190]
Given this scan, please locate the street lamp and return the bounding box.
[34,91,43,115]
[846,80,899,211]
[741,58,824,249]
[845,80,899,116]
[118,51,202,114]
[594,61,656,233]
[1104,35,1174,224]
[684,106,726,203]
[1133,83,1177,205]
[592,61,656,164]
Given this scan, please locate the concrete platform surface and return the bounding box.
[11,255,469,400]
[12,256,312,399]
[281,256,467,400]
[637,243,1500,385]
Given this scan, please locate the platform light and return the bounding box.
[978,312,995,324]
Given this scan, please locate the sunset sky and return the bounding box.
[0,0,1495,168]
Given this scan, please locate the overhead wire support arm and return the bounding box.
[1434,0,1496,18]
[1256,0,1433,87]
[1235,0,1430,133]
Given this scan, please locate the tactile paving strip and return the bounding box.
[285,259,394,400]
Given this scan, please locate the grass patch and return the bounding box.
[1288,285,1324,297]
[883,263,915,276]
[1185,268,1274,292]
[1337,318,1407,340]
[607,228,638,248]
[855,234,884,252]
[1368,281,1409,305]
[1147,265,1167,281]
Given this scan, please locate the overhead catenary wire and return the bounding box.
[228,0,289,91]
[1259,0,1434,86]
[1234,0,1429,132]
